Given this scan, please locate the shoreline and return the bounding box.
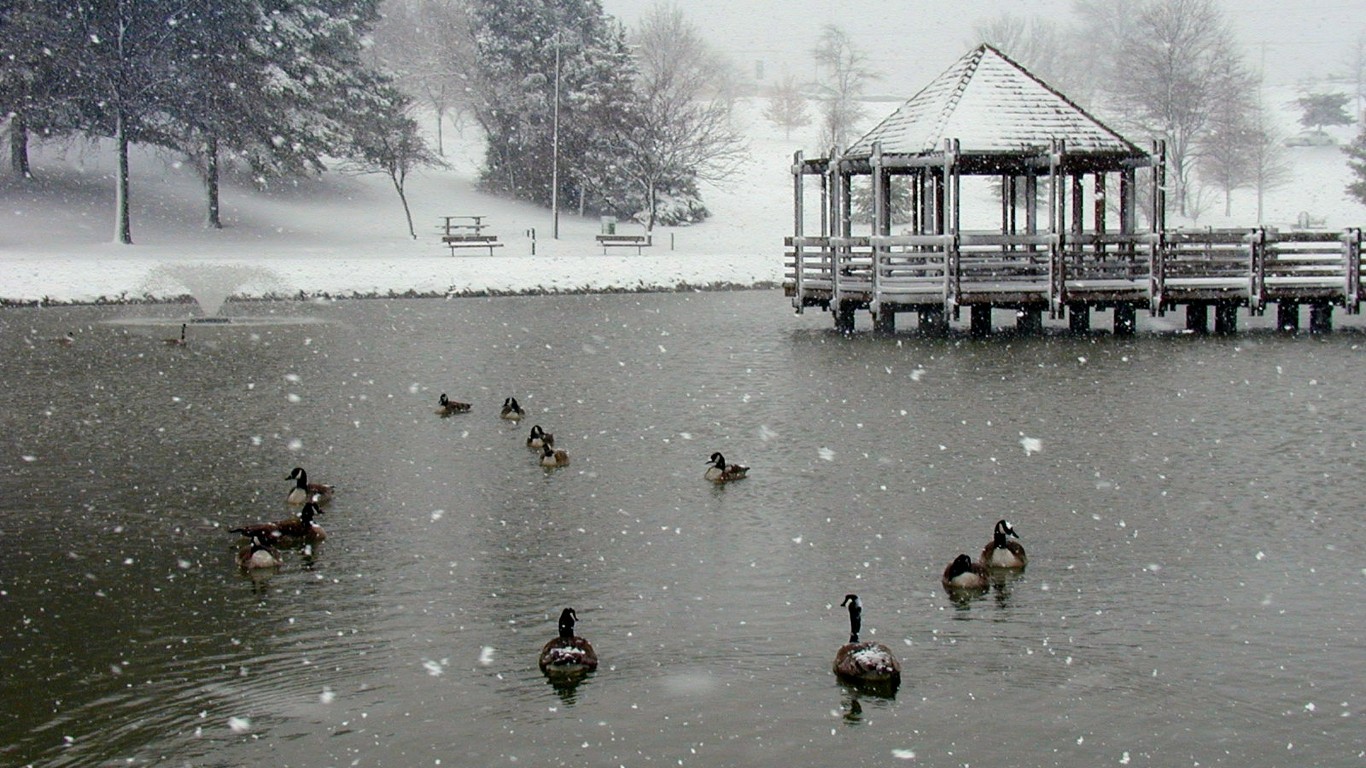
[0,279,783,309]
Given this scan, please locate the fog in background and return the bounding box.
[603,0,1363,93]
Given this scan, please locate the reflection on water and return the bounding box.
[1,291,1363,767]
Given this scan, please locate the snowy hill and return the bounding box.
[1,91,1364,304]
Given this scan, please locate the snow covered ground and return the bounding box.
[2,90,1363,305]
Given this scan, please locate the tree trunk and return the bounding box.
[392,173,416,239]
[205,134,222,229]
[9,115,32,179]
[433,106,445,156]
[115,109,133,244]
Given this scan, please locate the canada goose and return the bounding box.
[500,397,525,421]
[832,594,901,689]
[230,501,326,545]
[981,519,1027,569]
[437,393,471,416]
[54,332,75,347]
[527,424,554,449]
[538,607,598,675]
[285,466,334,506]
[540,442,570,467]
[704,452,748,483]
[164,323,187,346]
[237,532,284,570]
[941,553,991,593]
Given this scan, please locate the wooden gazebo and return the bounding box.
[787,44,1168,334]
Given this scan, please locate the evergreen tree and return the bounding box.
[61,0,212,243]
[1295,92,1353,132]
[1344,126,1366,206]
[0,0,81,178]
[467,0,636,211]
[763,74,811,141]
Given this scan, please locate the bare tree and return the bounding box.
[1346,31,1366,123]
[615,2,748,230]
[811,25,880,152]
[369,0,474,156]
[1068,0,1142,108]
[1108,0,1252,217]
[1197,53,1258,217]
[763,74,812,140]
[1247,103,1292,223]
[342,84,442,239]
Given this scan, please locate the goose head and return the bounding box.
[558,607,578,639]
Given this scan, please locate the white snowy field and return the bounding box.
[2,90,1364,305]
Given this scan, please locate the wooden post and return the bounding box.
[793,151,805,313]
[1214,302,1239,334]
[1186,303,1209,334]
[1148,142,1166,314]
[1344,228,1361,314]
[1276,301,1300,332]
[1095,172,1108,259]
[873,308,896,334]
[835,301,856,333]
[1048,140,1066,318]
[1068,303,1090,333]
[1071,173,1084,238]
[1309,302,1333,332]
[871,143,885,318]
[1114,304,1137,335]
[910,170,922,235]
[918,305,948,335]
[970,305,992,336]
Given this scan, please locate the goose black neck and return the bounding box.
[558,609,575,639]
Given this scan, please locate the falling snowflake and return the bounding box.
[1019,434,1042,455]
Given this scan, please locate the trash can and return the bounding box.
[600,216,617,235]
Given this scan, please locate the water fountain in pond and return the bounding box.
[107,263,323,328]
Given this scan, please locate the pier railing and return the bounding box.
[785,227,1365,316]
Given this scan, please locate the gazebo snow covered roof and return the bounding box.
[843,44,1145,170]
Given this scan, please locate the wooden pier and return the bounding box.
[784,226,1365,334]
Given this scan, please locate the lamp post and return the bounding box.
[551,35,561,239]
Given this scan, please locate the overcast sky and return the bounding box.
[601,0,1365,92]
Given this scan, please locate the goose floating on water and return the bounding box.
[230,501,326,546]
[540,442,570,467]
[437,393,471,416]
[164,323,187,346]
[527,424,554,449]
[704,452,748,483]
[237,531,284,570]
[500,397,525,421]
[941,553,991,594]
[981,519,1027,569]
[538,607,598,676]
[285,466,334,507]
[832,594,901,690]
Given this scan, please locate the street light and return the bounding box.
[551,33,561,240]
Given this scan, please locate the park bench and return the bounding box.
[596,233,653,254]
[442,233,503,256]
[439,215,503,255]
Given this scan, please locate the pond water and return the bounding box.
[1,291,1363,767]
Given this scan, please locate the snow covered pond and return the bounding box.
[2,290,1362,766]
